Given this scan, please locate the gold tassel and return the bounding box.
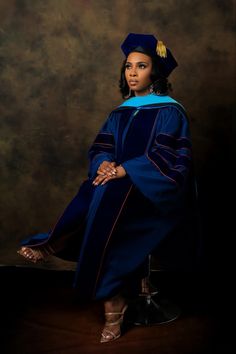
[156,40,167,58]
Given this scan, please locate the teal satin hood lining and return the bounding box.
[119,93,182,108]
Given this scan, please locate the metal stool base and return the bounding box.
[128,294,181,326]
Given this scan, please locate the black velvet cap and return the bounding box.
[121,33,178,77]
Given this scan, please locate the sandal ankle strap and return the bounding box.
[105,304,128,317]
[105,311,123,316]
[105,318,123,326]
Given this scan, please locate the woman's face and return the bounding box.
[125,52,153,96]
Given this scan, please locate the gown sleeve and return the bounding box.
[88,112,117,179]
[121,106,193,210]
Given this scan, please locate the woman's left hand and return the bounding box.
[92,165,127,186]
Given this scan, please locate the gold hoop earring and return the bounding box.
[149,84,154,93]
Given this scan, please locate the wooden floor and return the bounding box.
[0,266,233,354]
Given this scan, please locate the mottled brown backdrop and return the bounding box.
[0,0,234,270]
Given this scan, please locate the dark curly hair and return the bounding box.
[119,49,172,99]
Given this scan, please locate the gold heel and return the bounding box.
[100,304,128,343]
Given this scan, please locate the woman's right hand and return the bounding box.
[92,161,117,186]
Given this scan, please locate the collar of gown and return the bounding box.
[119,93,181,108]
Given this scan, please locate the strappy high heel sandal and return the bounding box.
[100,304,128,343]
[17,245,55,263]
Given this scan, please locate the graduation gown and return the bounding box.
[21,94,197,300]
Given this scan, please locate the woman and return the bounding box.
[18,33,196,343]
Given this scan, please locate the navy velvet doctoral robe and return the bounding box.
[21,94,197,300]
